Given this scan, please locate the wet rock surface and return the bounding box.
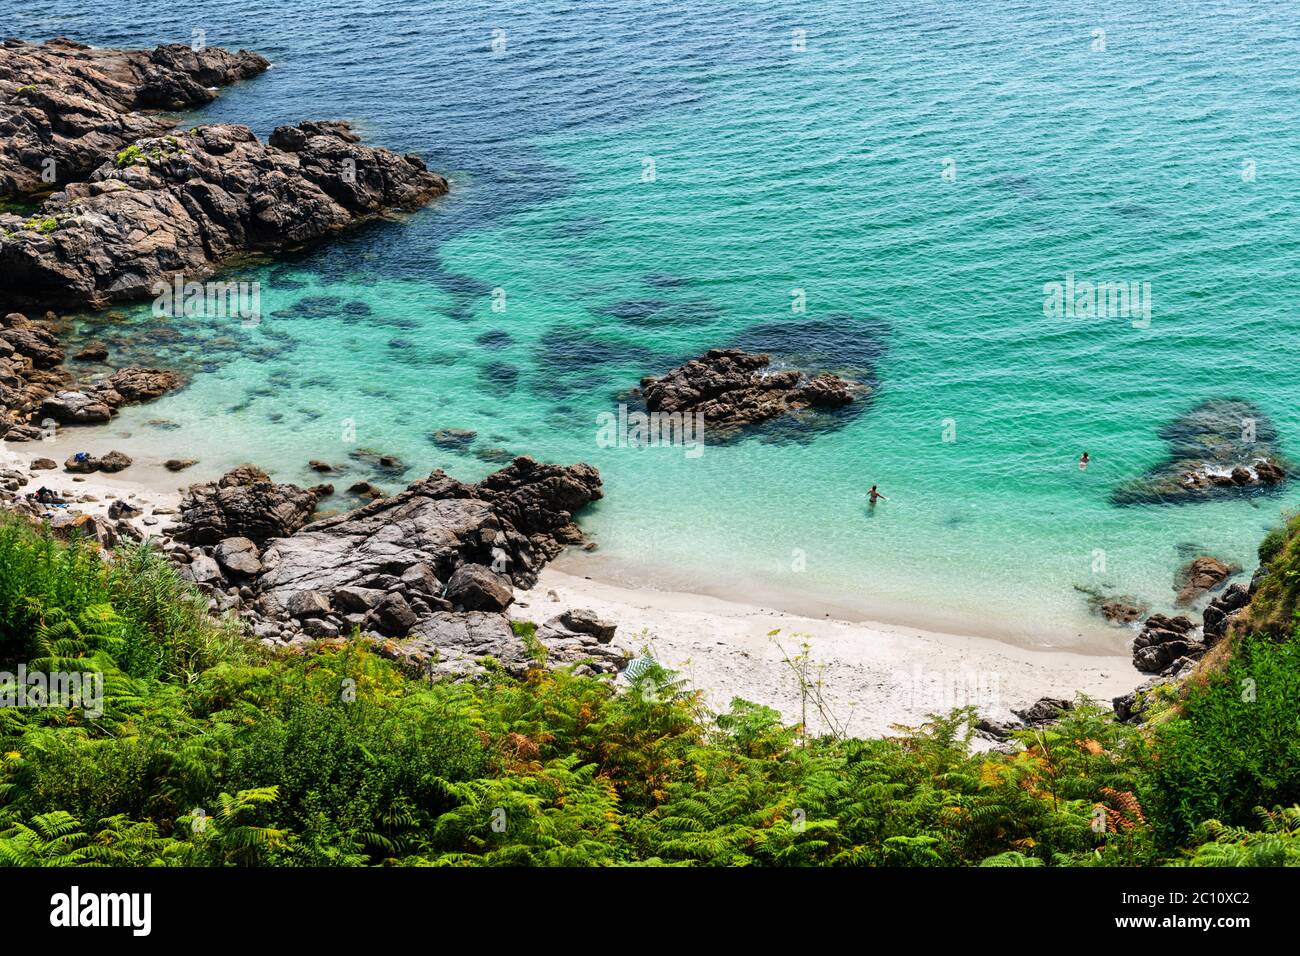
[1174,555,1238,606]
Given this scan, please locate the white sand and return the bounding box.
[517,567,1140,739]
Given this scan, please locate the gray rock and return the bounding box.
[214,536,262,576]
[302,618,341,638]
[286,589,331,619]
[331,585,385,613]
[174,466,323,545]
[556,607,617,643]
[1011,697,1072,726]
[399,561,441,597]
[40,390,112,425]
[446,563,514,611]
[183,553,224,585]
[364,591,418,636]
[106,499,141,520]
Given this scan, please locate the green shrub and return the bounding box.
[114,144,145,168]
[1145,632,1300,845]
[1,515,1299,867]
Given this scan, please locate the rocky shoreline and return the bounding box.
[1,38,448,310]
[0,35,637,688]
[0,34,1286,739]
[1,37,269,200]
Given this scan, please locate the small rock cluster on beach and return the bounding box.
[1111,398,1290,505]
[632,348,865,438]
[166,456,628,678]
[1111,580,1254,722]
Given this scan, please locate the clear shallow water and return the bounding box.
[7,0,1300,645]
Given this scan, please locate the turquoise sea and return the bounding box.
[7,0,1300,646]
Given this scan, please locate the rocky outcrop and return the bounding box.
[1,311,71,435]
[1115,574,1259,721]
[1201,582,1251,648]
[975,696,1074,742]
[252,457,600,612]
[1112,676,1165,724]
[166,457,611,677]
[633,348,865,438]
[1,118,448,309]
[38,367,183,425]
[0,37,269,200]
[1131,614,1199,674]
[2,311,184,436]
[173,464,324,545]
[1112,399,1290,505]
[1174,555,1237,606]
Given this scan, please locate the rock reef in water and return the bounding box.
[634,348,865,438]
[1110,399,1290,505]
[0,37,269,199]
[1,309,185,436]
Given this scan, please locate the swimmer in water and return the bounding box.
[867,485,888,505]
[1079,451,1090,470]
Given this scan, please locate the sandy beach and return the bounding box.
[518,567,1140,739]
[1,440,1144,737]
[0,442,184,540]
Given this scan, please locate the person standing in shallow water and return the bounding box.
[867,485,888,506]
[1079,451,1090,471]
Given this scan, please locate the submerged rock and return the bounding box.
[1112,399,1290,505]
[38,367,182,425]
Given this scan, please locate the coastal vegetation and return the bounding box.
[1,512,1298,867]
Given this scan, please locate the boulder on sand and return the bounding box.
[63,449,131,473]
